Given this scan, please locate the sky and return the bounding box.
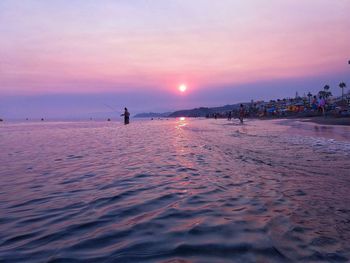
[0,0,350,118]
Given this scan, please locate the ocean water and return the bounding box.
[0,119,350,262]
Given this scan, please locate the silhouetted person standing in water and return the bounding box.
[121,107,130,125]
[239,104,245,124]
[228,111,232,121]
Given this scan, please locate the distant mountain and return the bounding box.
[134,112,172,118]
[169,104,241,117]
[135,103,245,118]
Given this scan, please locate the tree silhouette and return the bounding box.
[318,84,332,99]
[307,92,312,106]
[339,82,346,101]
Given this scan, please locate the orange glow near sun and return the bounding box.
[178,84,187,93]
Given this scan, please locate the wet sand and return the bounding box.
[275,118,350,142]
[301,116,350,126]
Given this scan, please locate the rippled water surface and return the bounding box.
[1,119,350,262]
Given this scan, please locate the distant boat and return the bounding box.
[0,118,3,122]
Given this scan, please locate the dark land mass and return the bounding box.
[169,104,241,117]
[135,104,242,118]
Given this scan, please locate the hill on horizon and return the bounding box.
[135,103,245,118]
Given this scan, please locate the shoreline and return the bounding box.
[265,117,350,143]
[298,116,350,126]
[255,115,350,126]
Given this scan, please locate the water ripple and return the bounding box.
[1,119,350,262]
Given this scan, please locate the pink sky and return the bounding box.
[0,0,349,117]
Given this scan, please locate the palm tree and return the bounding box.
[307,92,312,106]
[318,90,326,98]
[320,84,332,99]
[339,82,347,101]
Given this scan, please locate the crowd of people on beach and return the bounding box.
[207,84,349,121]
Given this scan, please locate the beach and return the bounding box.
[301,116,350,126]
[1,119,350,262]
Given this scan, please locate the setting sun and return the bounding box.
[178,84,187,93]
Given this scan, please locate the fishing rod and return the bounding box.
[103,103,120,112]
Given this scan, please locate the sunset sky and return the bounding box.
[1,0,349,118]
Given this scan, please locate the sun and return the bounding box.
[178,84,187,93]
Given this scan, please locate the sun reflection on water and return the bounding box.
[176,117,187,128]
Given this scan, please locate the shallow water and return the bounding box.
[1,119,350,262]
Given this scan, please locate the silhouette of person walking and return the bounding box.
[121,107,130,125]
